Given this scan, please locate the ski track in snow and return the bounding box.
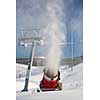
[16,63,83,100]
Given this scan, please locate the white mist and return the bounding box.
[44,0,67,75]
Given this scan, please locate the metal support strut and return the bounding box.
[22,42,35,92]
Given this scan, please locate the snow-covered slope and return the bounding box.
[61,63,83,90]
[17,88,82,100]
[16,63,83,100]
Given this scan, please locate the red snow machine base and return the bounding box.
[40,75,62,91]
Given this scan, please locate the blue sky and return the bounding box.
[16,0,83,58]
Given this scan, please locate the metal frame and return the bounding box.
[17,29,44,92]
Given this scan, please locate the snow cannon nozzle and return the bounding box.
[44,67,58,79]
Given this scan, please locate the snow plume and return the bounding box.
[43,0,67,74]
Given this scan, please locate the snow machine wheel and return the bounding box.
[56,82,62,90]
[37,89,40,92]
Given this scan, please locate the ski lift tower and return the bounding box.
[17,28,44,92]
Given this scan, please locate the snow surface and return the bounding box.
[16,63,83,100]
[17,88,82,100]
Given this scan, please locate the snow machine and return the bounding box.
[39,68,62,91]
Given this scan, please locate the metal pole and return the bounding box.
[71,33,74,71]
[22,42,35,92]
[71,20,74,71]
